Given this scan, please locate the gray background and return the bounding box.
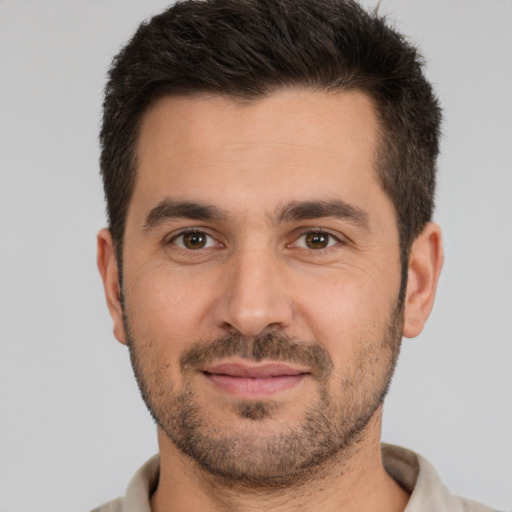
[0,1,511,510]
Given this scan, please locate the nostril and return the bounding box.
[219,321,240,334]
[211,267,294,336]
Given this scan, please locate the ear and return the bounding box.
[402,222,444,338]
[97,228,127,345]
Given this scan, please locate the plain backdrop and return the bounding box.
[0,1,511,511]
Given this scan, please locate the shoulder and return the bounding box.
[90,454,160,512]
[381,444,503,512]
[456,497,504,512]
[90,497,123,512]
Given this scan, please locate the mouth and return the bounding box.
[201,361,310,399]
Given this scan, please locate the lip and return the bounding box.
[201,361,309,398]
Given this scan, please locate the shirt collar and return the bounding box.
[117,445,496,512]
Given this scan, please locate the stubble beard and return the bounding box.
[125,304,403,489]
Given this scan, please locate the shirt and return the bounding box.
[91,444,501,512]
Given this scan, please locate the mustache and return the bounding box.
[179,331,333,380]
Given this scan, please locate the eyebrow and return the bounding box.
[143,199,227,230]
[276,200,371,230]
[143,198,371,231]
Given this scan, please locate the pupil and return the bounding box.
[306,232,328,249]
[184,232,206,249]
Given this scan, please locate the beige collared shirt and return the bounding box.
[92,444,501,512]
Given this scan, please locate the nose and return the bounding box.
[212,246,293,337]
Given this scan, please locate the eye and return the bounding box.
[170,230,218,250]
[293,231,340,250]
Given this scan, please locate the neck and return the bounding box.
[150,410,410,512]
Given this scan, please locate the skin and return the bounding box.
[98,88,443,512]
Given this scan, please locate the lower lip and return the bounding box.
[203,373,307,398]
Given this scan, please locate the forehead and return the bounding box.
[137,88,379,162]
[131,88,388,224]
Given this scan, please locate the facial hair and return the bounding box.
[125,304,403,489]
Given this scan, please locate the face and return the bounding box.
[110,89,406,485]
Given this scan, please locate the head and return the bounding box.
[100,0,441,275]
[97,0,443,488]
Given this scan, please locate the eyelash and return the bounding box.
[289,229,344,253]
[168,228,344,253]
[168,230,220,250]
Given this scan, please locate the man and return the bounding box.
[94,0,498,511]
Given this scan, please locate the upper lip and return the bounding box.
[202,362,309,378]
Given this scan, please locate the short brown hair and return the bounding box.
[100,0,441,271]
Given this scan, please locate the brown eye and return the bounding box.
[183,232,207,249]
[304,232,331,249]
[172,231,216,250]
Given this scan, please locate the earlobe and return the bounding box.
[402,222,444,338]
[97,228,127,345]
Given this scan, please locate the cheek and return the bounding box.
[293,271,396,359]
[123,263,214,354]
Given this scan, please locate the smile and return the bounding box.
[202,362,310,398]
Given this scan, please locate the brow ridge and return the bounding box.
[143,199,226,230]
[276,199,370,229]
[143,198,370,231]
